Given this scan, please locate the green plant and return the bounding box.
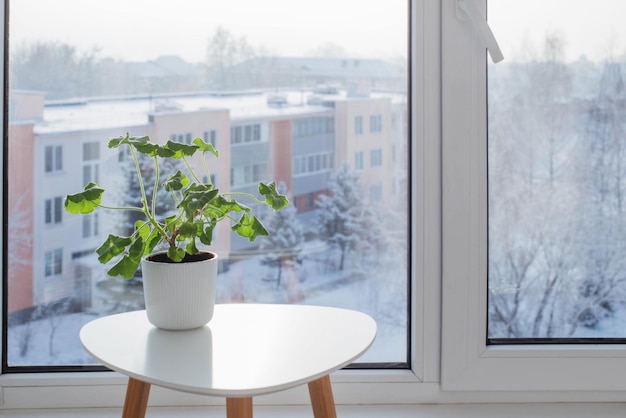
[65,133,289,279]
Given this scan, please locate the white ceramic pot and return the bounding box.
[141,251,218,330]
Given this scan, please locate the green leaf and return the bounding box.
[167,246,185,262]
[64,182,104,214]
[178,221,198,239]
[198,222,216,245]
[162,170,190,192]
[96,234,132,264]
[186,239,199,255]
[164,140,198,158]
[231,213,269,242]
[192,137,219,157]
[258,181,289,210]
[134,220,151,241]
[128,235,145,260]
[107,255,141,279]
[134,142,162,157]
[145,230,162,256]
[205,195,249,219]
[165,215,178,233]
[108,133,150,149]
[179,187,220,219]
[108,133,174,157]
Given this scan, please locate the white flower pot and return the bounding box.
[141,251,218,330]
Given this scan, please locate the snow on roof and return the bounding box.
[33,88,405,135]
[34,90,336,134]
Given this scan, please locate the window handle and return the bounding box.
[457,0,504,63]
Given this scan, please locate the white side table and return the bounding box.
[80,304,377,418]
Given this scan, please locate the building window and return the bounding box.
[203,130,217,147]
[170,133,193,144]
[44,145,62,173]
[370,114,382,133]
[231,126,242,144]
[231,163,267,187]
[355,151,364,170]
[44,197,63,225]
[231,124,261,144]
[44,248,63,278]
[82,142,100,184]
[82,142,99,161]
[294,117,334,137]
[370,148,382,167]
[355,115,363,135]
[82,213,98,238]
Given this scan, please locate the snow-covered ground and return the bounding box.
[7,242,407,367]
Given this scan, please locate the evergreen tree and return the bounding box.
[259,183,304,288]
[315,166,372,271]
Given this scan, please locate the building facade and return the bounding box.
[7,88,402,315]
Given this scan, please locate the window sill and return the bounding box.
[2,403,626,417]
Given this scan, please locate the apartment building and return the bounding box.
[7,88,401,316]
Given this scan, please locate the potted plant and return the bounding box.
[65,133,288,330]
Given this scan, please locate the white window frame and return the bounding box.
[440,0,626,395]
[0,0,448,409]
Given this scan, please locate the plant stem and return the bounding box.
[151,155,159,217]
[223,192,265,205]
[182,156,202,183]
[200,153,213,186]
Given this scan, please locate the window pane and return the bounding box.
[6,0,408,368]
[488,0,626,340]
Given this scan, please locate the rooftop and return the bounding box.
[25,89,403,135]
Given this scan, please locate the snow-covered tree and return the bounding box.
[315,166,373,271]
[10,41,100,100]
[259,183,304,289]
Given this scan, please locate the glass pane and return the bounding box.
[6,0,408,367]
[488,0,626,340]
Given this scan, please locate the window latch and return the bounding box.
[456,0,504,63]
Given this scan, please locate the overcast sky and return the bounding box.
[10,0,407,62]
[10,1,626,64]
[490,0,626,62]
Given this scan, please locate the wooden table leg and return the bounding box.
[122,377,151,418]
[308,375,337,418]
[226,397,253,418]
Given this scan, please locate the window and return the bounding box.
[294,117,334,137]
[231,124,261,144]
[44,145,62,173]
[44,249,63,278]
[170,133,193,144]
[441,0,626,394]
[231,163,268,187]
[82,141,100,184]
[370,114,382,132]
[44,197,63,225]
[355,115,363,135]
[355,151,364,170]
[82,213,98,238]
[82,142,99,161]
[203,129,217,147]
[370,148,383,167]
[3,0,414,408]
